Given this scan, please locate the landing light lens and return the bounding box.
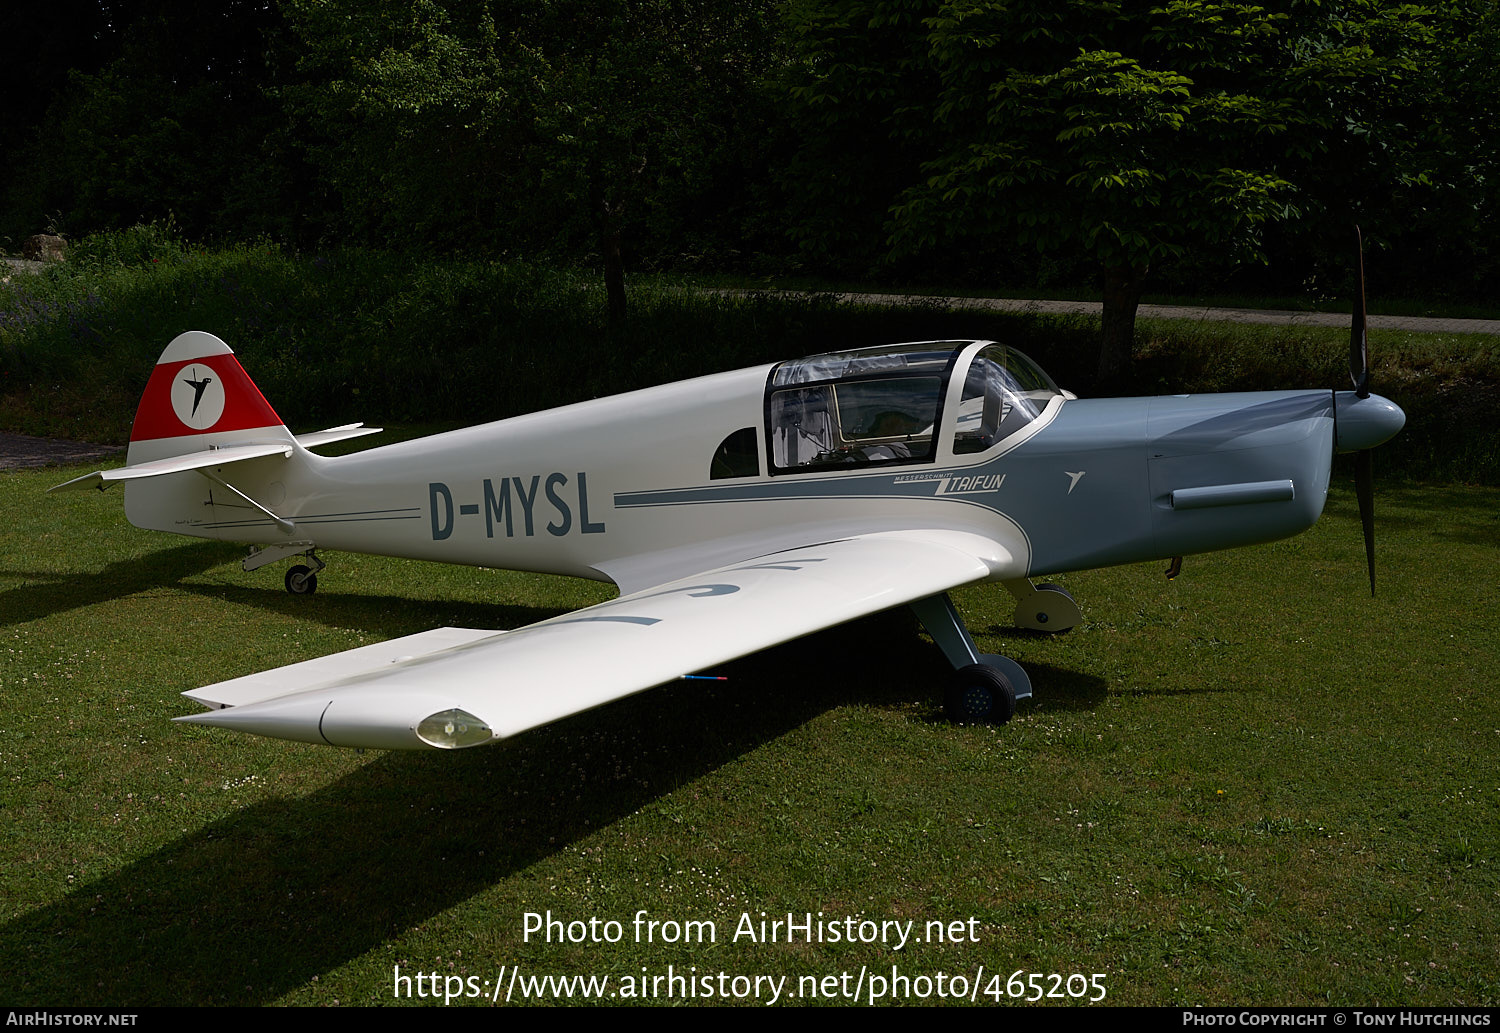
[417,709,493,749]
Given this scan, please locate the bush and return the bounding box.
[68,222,190,271]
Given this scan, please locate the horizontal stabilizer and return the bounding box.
[48,441,294,493]
[294,423,383,450]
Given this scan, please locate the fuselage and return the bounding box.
[125,340,1385,595]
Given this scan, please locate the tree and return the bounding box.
[3,1,297,242]
[502,1,779,325]
[0,0,121,240]
[1263,1,1498,300]
[284,0,780,326]
[784,0,1446,381]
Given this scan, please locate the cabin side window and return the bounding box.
[710,427,760,479]
[769,375,943,472]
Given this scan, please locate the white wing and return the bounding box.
[177,528,1020,750]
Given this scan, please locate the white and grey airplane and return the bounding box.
[53,285,1404,751]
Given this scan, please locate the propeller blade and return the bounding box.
[1351,227,1370,398]
[1354,447,1376,596]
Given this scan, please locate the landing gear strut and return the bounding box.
[909,593,1033,724]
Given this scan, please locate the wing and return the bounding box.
[176,528,1020,750]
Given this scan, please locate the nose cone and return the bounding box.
[1335,392,1405,452]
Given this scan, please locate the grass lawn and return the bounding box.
[1,457,1496,1007]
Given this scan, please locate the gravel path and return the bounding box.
[781,290,1500,336]
[0,432,121,472]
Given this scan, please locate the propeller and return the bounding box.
[1349,227,1377,596]
[1351,227,1370,401]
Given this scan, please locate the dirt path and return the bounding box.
[0,432,121,472]
[772,290,1500,336]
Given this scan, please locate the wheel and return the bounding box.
[1016,582,1081,634]
[285,564,318,595]
[1033,582,1071,629]
[945,664,1016,724]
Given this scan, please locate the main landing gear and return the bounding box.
[946,663,1017,724]
[909,593,1032,725]
[911,580,1081,724]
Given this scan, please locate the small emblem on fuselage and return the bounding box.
[1065,470,1086,494]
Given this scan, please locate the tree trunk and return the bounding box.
[602,224,627,330]
[592,175,628,331]
[1097,262,1149,384]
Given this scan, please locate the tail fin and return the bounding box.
[53,332,382,544]
[50,332,299,543]
[126,330,289,463]
[51,331,382,542]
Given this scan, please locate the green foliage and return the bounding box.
[1304,0,1500,300]
[279,0,511,251]
[780,0,1490,372]
[281,0,782,279]
[67,223,191,272]
[4,0,1497,310]
[3,4,302,245]
[790,0,1468,274]
[3,245,1498,483]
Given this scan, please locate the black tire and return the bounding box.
[945,664,1016,724]
[285,564,318,595]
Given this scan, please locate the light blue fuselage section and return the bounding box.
[1000,390,1334,573]
[609,389,1335,581]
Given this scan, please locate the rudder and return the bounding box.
[126,330,288,463]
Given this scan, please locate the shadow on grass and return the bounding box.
[1323,479,1499,550]
[0,541,243,626]
[0,609,1055,1006]
[175,580,579,641]
[1011,660,1109,714]
[0,670,809,1004]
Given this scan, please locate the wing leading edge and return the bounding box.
[176,528,1020,750]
